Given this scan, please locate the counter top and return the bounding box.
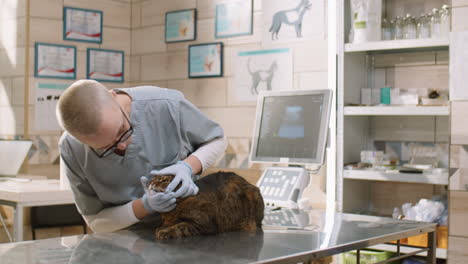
[0,178,73,205]
[0,209,436,264]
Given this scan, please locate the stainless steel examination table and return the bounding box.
[0,209,437,264]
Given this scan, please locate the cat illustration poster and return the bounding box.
[263,0,324,44]
[233,48,292,102]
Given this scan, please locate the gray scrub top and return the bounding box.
[59,86,224,215]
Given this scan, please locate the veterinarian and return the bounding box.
[56,80,227,233]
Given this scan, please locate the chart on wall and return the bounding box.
[262,0,324,44]
[35,83,69,131]
[232,48,292,102]
[87,48,124,83]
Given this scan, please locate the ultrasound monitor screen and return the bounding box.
[250,90,331,165]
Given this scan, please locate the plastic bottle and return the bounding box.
[431,8,442,38]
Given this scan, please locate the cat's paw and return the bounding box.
[156,229,176,240]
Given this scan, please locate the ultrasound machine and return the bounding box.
[249,89,332,228]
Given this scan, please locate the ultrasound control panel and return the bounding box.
[257,167,309,209]
[262,208,310,229]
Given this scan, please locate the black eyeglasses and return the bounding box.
[92,107,133,158]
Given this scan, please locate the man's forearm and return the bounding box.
[132,198,149,220]
[184,155,203,175]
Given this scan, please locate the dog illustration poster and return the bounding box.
[233,48,292,102]
[263,0,324,44]
[35,83,68,131]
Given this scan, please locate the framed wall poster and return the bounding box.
[188,43,223,78]
[232,48,293,102]
[262,0,324,44]
[165,9,197,43]
[34,42,76,79]
[87,48,124,83]
[63,7,103,43]
[35,83,69,131]
[215,0,253,38]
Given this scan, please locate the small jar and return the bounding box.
[417,14,431,39]
[394,16,404,40]
[440,5,451,38]
[381,18,392,40]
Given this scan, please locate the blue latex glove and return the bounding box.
[150,161,199,199]
[140,176,176,213]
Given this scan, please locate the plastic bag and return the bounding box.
[349,0,382,43]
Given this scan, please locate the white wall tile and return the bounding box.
[11,77,25,105]
[296,71,328,90]
[140,52,187,81]
[293,40,328,72]
[131,1,142,28]
[196,0,217,19]
[0,47,25,77]
[449,191,468,237]
[30,0,63,19]
[451,101,468,144]
[448,236,468,264]
[76,51,86,79]
[0,78,12,106]
[64,0,131,29]
[141,0,196,27]
[168,78,227,107]
[130,55,140,82]
[100,27,131,54]
[0,105,23,135]
[131,26,166,55]
[201,107,256,138]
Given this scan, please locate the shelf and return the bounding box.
[344,170,448,185]
[368,244,447,259]
[343,106,449,116]
[344,38,449,53]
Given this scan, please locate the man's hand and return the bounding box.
[140,176,176,213]
[150,161,199,198]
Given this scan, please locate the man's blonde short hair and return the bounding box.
[56,80,117,137]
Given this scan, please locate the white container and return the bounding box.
[350,0,382,43]
[361,88,372,105]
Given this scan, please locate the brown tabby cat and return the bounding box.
[147,171,264,240]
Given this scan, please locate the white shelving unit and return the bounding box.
[343,106,449,116]
[336,0,450,259]
[344,170,449,185]
[344,38,449,53]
